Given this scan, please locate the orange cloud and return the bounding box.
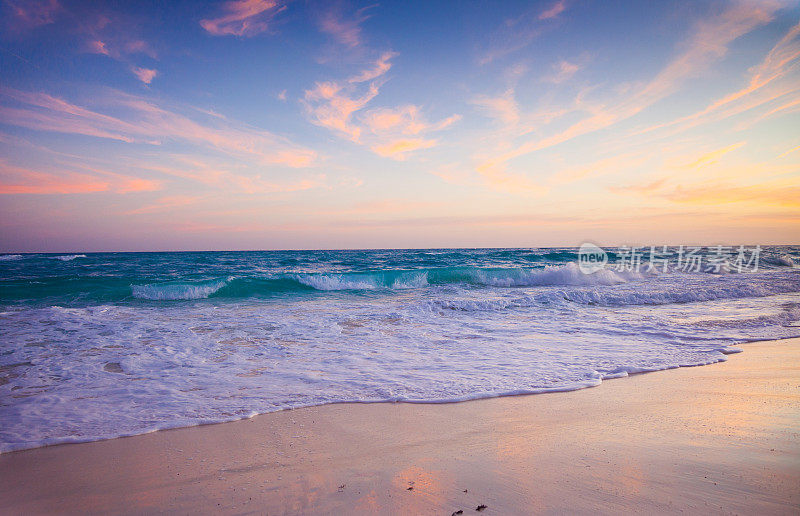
[371,138,437,159]
[634,21,800,136]
[680,142,746,169]
[742,96,800,128]
[777,144,800,159]
[200,0,285,36]
[666,182,800,208]
[362,105,460,136]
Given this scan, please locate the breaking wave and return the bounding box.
[131,280,229,300]
[54,254,87,261]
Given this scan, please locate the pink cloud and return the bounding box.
[0,161,160,195]
[132,67,158,84]
[538,1,566,20]
[303,54,396,141]
[200,0,285,36]
[544,60,580,83]
[87,40,110,56]
[318,4,375,48]
[86,38,156,60]
[0,88,317,168]
[5,0,61,31]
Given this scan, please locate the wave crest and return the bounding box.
[131,280,228,300]
[54,254,87,261]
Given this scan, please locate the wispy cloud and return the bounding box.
[538,1,566,20]
[347,51,397,83]
[0,88,317,168]
[478,1,569,65]
[475,2,779,178]
[544,59,580,83]
[679,141,746,169]
[471,89,520,126]
[134,156,325,195]
[361,105,460,136]
[303,78,381,142]
[317,3,375,48]
[665,181,800,208]
[778,144,800,158]
[200,0,286,36]
[72,6,159,85]
[634,21,800,136]
[371,138,437,160]
[4,0,61,31]
[0,160,160,195]
[86,37,156,60]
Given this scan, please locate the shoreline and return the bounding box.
[1,337,798,514]
[1,338,759,456]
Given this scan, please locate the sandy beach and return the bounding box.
[1,337,798,515]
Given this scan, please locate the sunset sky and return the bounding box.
[1,0,799,251]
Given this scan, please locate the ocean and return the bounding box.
[1,246,799,452]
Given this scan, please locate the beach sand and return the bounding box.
[1,338,798,515]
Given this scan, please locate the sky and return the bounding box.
[0,0,798,252]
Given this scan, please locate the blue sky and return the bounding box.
[1,0,799,251]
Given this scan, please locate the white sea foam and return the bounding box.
[474,262,646,287]
[295,274,379,290]
[54,254,87,261]
[0,254,22,261]
[2,254,800,453]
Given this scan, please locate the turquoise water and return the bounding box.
[1,246,799,452]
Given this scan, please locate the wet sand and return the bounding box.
[0,338,798,514]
